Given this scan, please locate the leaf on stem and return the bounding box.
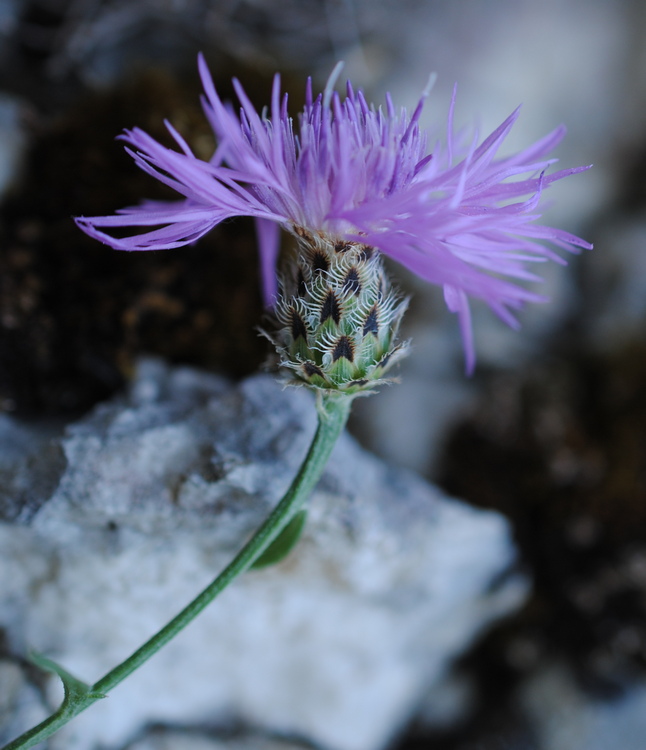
[250,510,308,569]
[29,652,106,707]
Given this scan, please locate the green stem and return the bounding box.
[3,393,352,750]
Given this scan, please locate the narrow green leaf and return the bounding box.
[28,652,106,704]
[250,510,307,569]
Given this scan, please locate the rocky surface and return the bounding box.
[124,732,310,750]
[0,360,525,750]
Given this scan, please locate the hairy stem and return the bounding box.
[3,393,352,750]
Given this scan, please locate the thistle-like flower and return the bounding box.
[76,56,591,374]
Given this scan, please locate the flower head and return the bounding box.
[269,230,410,395]
[76,55,591,372]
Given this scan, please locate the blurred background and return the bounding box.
[1,1,645,748]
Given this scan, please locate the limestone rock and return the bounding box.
[0,359,525,750]
[0,659,49,745]
[125,729,309,750]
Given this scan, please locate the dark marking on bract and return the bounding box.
[303,362,324,378]
[378,352,392,369]
[363,306,379,336]
[320,290,341,325]
[290,308,308,340]
[297,268,307,297]
[335,242,351,253]
[311,251,330,274]
[332,336,354,362]
[343,267,361,296]
[358,245,374,262]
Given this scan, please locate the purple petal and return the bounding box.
[254,218,281,306]
[75,55,592,372]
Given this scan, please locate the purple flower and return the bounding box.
[76,55,591,372]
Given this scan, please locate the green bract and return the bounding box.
[272,230,410,395]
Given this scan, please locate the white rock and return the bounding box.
[0,360,525,750]
[126,729,307,750]
[0,659,49,744]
